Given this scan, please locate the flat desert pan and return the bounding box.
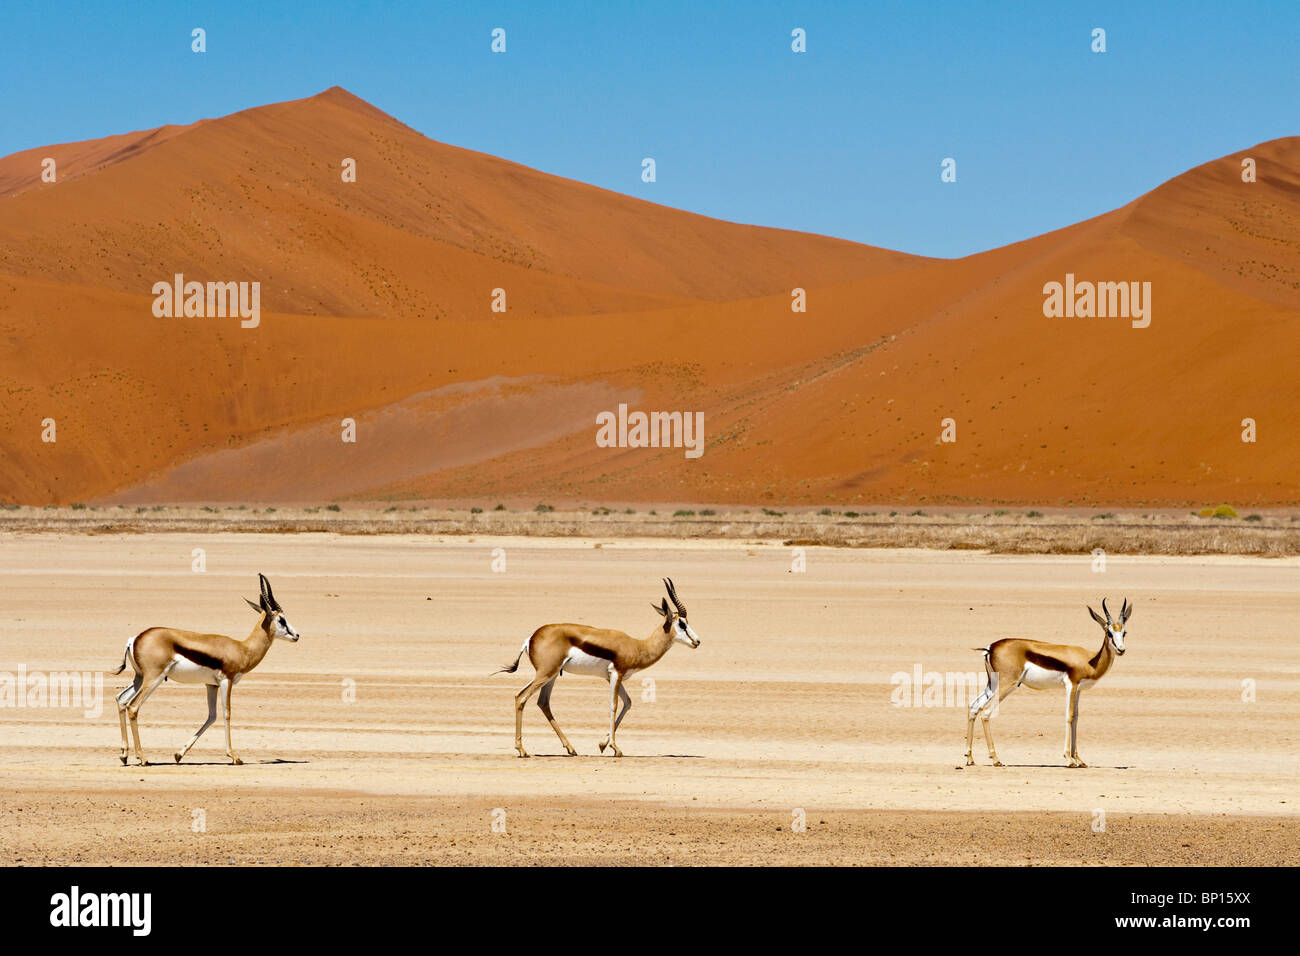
[0,534,1295,865]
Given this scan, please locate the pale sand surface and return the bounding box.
[1,534,1295,864]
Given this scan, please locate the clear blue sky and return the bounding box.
[3,1,1297,258]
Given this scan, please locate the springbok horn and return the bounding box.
[664,577,687,617]
[260,573,281,612]
[1102,597,1112,624]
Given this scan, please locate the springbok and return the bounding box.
[499,577,700,757]
[965,598,1131,768]
[112,573,299,766]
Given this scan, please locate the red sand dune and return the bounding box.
[0,87,1296,507]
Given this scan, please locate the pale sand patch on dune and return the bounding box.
[106,377,637,503]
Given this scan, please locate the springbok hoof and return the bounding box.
[993,760,1005,767]
[229,754,243,766]
[598,740,607,753]
[964,755,974,766]
[516,748,530,758]
[565,747,577,756]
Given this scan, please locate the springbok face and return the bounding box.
[1088,598,1131,656]
[672,615,700,648]
[246,573,300,642]
[654,577,700,648]
[269,610,300,642]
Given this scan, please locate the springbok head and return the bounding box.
[1087,598,1131,655]
[244,572,300,642]
[652,577,700,648]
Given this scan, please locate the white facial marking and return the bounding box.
[272,614,300,641]
[674,618,700,647]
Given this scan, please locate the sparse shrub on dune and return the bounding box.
[1199,504,1239,518]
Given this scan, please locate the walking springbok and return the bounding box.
[499,577,700,757]
[965,598,1131,768]
[112,573,299,766]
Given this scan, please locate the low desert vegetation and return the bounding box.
[1198,504,1239,518]
[0,504,1295,556]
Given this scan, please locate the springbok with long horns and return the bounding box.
[499,578,700,757]
[112,573,299,766]
[965,597,1131,768]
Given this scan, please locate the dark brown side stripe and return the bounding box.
[176,645,225,672]
[575,640,617,661]
[1025,650,1069,671]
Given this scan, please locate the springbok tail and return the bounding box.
[113,633,141,675]
[494,636,532,675]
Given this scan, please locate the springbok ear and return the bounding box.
[1087,605,1107,627]
[652,601,669,617]
[1121,599,1133,624]
[245,597,262,614]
